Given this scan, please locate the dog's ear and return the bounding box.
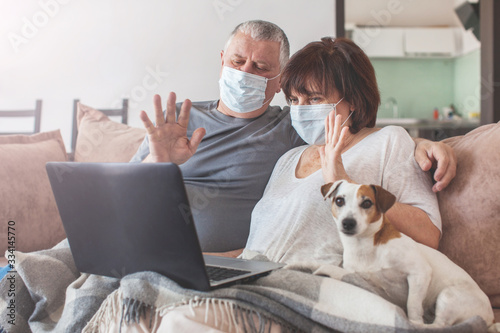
[321,183,334,199]
[370,185,396,213]
[321,180,344,200]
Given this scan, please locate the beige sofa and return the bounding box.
[1,102,499,322]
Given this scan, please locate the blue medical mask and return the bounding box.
[219,66,280,113]
[290,97,351,145]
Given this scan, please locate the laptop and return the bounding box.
[46,162,283,291]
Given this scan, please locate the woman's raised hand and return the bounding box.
[319,111,351,183]
[140,92,206,164]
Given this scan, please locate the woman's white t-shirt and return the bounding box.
[243,126,441,266]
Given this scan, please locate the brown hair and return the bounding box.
[281,37,380,133]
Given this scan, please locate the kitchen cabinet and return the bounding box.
[351,28,405,57]
[350,26,478,58]
[404,28,456,56]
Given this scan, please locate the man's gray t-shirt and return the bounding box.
[130,100,304,251]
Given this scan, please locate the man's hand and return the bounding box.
[140,93,206,164]
[414,138,457,192]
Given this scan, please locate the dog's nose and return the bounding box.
[342,218,357,232]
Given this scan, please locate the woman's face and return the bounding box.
[288,84,352,119]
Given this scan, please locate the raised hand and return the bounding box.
[140,92,206,164]
[319,111,352,184]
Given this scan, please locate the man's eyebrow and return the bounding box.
[232,54,272,68]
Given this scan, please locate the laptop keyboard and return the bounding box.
[206,265,250,282]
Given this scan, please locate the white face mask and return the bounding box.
[290,97,352,145]
[218,66,280,113]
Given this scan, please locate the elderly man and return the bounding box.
[131,20,456,253]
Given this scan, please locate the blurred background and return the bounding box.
[0,0,484,146]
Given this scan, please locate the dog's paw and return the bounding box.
[487,322,500,333]
[409,318,426,328]
[407,304,425,325]
[408,311,425,327]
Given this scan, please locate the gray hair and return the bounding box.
[224,20,290,70]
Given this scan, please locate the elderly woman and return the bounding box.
[242,37,441,266]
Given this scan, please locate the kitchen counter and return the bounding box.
[375,118,480,140]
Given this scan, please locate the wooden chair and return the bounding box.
[0,100,42,135]
[70,99,128,159]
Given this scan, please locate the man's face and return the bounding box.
[219,31,282,117]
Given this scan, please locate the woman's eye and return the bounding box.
[310,97,324,104]
[335,197,345,207]
[361,200,373,209]
[288,98,298,105]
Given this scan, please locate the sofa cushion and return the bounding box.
[438,121,500,307]
[74,102,146,162]
[0,130,67,254]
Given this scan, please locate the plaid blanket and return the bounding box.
[0,240,491,333]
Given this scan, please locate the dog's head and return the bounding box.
[321,180,396,237]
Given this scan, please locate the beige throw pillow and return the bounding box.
[74,103,146,162]
[0,130,67,254]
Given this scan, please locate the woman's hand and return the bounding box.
[319,111,352,183]
[140,93,206,164]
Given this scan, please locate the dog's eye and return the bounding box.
[361,200,373,209]
[335,197,345,207]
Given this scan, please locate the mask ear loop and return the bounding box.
[261,72,282,107]
[333,97,345,118]
[261,96,274,108]
[267,71,281,82]
[333,97,353,127]
[341,111,353,127]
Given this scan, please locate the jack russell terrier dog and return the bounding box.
[321,180,495,329]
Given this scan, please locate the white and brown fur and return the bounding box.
[321,180,495,329]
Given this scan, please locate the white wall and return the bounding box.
[0,0,336,149]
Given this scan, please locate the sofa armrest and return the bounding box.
[437,121,500,308]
